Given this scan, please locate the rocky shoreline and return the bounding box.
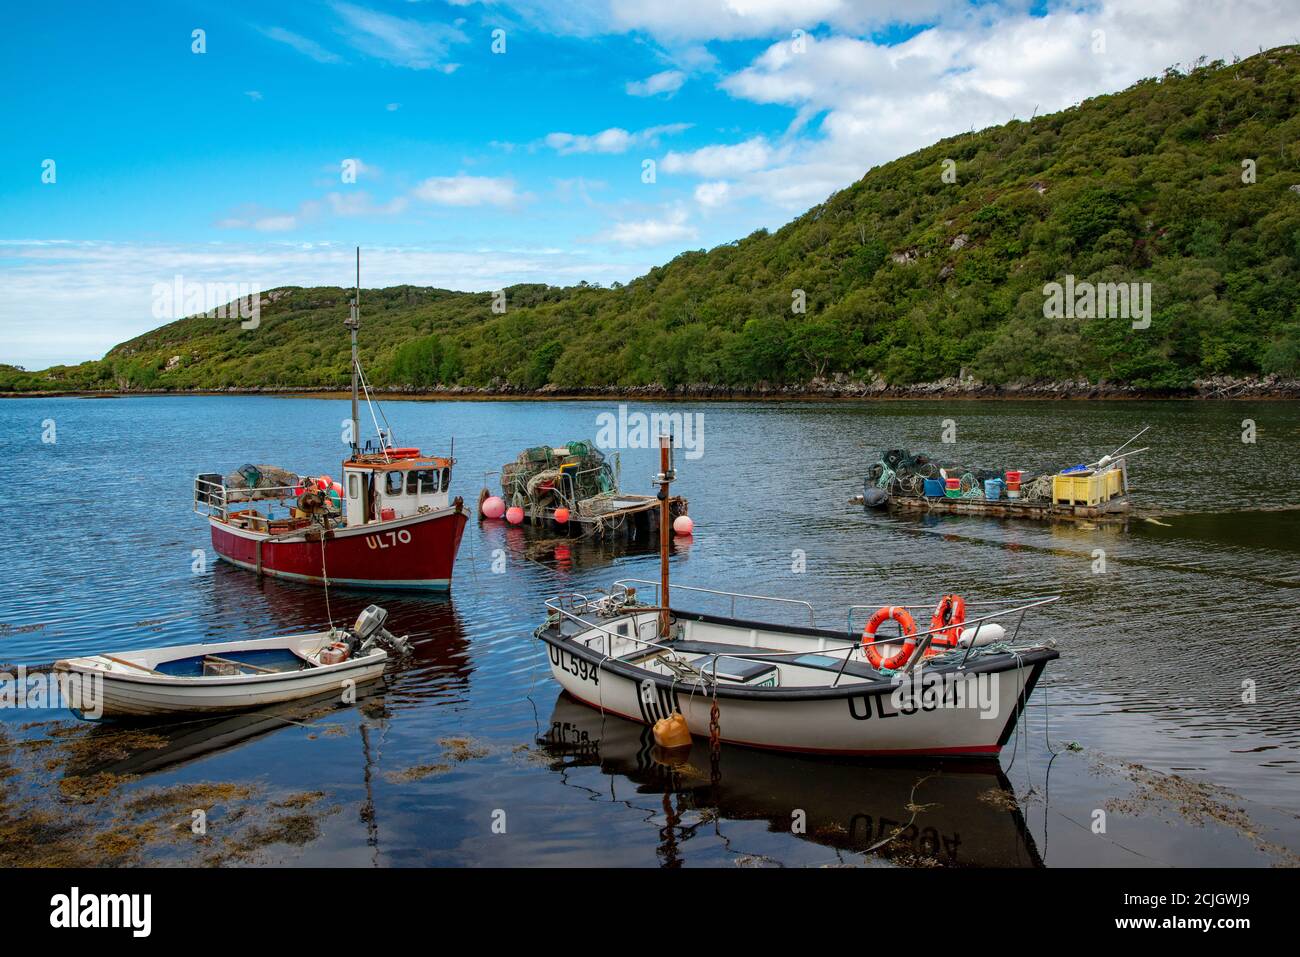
[5,374,1299,401]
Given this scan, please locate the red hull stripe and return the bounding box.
[209,509,465,590]
[561,688,1002,757]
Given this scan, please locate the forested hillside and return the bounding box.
[6,47,1299,395]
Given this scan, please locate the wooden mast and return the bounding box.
[347,246,361,457]
[656,433,673,638]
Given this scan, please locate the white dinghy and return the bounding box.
[55,606,409,719]
[535,436,1060,758]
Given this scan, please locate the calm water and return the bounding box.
[1,396,1297,867]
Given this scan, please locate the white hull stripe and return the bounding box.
[216,554,450,590]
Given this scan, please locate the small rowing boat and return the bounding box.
[536,435,1060,757]
[54,605,409,720]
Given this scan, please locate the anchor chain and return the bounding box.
[708,697,721,787]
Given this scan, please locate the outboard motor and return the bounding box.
[348,605,412,656]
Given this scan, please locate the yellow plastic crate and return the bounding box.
[1104,467,1123,499]
[1053,471,1105,506]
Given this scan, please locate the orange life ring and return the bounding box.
[862,606,919,670]
[928,594,966,649]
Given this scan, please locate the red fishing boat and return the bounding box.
[193,250,467,591]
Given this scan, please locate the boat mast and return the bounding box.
[655,433,675,638]
[347,246,361,456]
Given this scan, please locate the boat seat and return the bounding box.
[667,640,884,681]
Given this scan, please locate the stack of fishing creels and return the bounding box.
[870,449,1046,500]
[224,464,301,503]
[501,440,614,508]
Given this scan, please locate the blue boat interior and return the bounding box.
[154,647,310,677]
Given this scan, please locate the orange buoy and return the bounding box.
[505,506,524,525]
[481,495,506,519]
[862,605,919,670]
[652,711,692,748]
[673,515,694,536]
[928,594,966,648]
[554,507,570,524]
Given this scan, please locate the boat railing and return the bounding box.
[193,477,300,522]
[843,595,1061,644]
[544,591,1059,688]
[612,578,817,626]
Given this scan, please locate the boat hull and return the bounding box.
[55,634,388,719]
[210,505,467,591]
[538,611,1054,757]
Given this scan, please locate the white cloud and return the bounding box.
[0,240,647,368]
[325,191,409,216]
[693,181,732,208]
[544,123,691,155]
[661,136,781,177]
[607,0,952,41]
[684,0,1300,213]
[244,91,263,101]
[546,128,636,155]
[331,1,468,71]
[599,207,698,247]
[626,69,686,96]
[215,206,306,232]
[412,174,522,206]
[258,26,344,64]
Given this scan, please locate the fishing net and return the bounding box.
[501,440,616,509]
[868,449,1051,501]
[224,464,301,502]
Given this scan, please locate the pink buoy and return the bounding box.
[481,495,506,519]
[505,506,525,525]
[554,507,570,524]
[673,515,694,536]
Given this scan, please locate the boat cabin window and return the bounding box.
[407,469,439,495]
[348,474,360,499]
[441,467,450,490]
[385,471,404,496]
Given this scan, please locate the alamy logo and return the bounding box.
[1,667,102,720]
[50,887,151,937]
[1043,275,1151,329]
[151,274,261,329]
[595,404,704,460]
[890,670,1001,719]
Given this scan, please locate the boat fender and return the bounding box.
[928,594,966,648]
[652,711,692,749]
[862,606,919,670]
[862,487,890,509]
[956,623,1006,648]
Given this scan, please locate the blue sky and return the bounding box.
[1,0,1293,368]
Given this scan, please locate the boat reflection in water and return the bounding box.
[479,521,686,574]
[538,693,1044,867]
[62,686,387,780]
